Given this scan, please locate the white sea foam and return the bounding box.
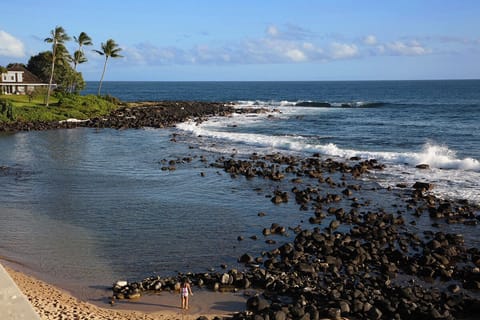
[178,115,480,172]
[177,119,299,150]
[234,100,384,109]
[234,100,298,109]
[330,144,480,173]
[177,112,480,204]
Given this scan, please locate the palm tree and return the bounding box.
[94,39,123,96]
[72,32,92,70]
[70,32,92,92]
[72,50,87,68]
[44,26,70,106]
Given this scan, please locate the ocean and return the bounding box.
[0,80,479,303]
[85,80,480,202]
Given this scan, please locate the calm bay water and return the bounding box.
[0,80,479,301]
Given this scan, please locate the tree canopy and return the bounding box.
[27,51,85,94]
[44,26,71,106]
[3,26,124,102]
[72,32,92,70]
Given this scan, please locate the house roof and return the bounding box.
[1,64,46,84]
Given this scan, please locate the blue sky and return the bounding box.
[1,0,479,81]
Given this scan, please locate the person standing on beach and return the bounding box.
[180,279,193,310]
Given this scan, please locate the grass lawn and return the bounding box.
[0,94,119,123]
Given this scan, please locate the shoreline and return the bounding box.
[0,101,235,133]
[2,150,480,319]
[4,263,245,320]
[1,102,479,319]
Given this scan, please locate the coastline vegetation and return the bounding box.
[0,93,118,123]
[0,25,123,124]
[44,26,71,106]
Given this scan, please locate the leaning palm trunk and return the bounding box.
[46,42,56,106]
[97,57,109,96]
[94,38,122,95]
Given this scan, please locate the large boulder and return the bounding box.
[413,181,434,192]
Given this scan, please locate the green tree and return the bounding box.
[72,32,93,70]
[93,39,123,96]
[44,26,71,106]
[0,99,14,120]
[27,51,85,95]
[70,32,92,93]
[27,51,52,82]
[72,50,87,68]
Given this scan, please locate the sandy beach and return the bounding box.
[5,265,246,320]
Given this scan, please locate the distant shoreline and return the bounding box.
[0,101,235,133]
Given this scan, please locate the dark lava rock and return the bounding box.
[1,101,235,132]
[416,164,430,169]
[413,181,434,192]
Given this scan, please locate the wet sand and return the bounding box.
[5,265,246,320]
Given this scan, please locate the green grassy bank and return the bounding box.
[0,94,120,123]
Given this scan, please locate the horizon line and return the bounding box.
[84,78,480,82]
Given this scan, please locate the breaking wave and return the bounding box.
[233,100,389,109]
[295,101,387,108]
[177,113,480,204]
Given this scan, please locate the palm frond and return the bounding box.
[74,32,93,47]
[73,50,88,65]
[99,39,123,58]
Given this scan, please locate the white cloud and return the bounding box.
[0,30,25,58]
[285,49,307,62]
[364,35,377,45]
[386,40,430,55]
[266,25,279,37]
[123,43,186,65]
[119,26,441,67]
[330,42,359,59]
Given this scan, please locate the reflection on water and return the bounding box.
[0,128,302,296]
[0,127,478,302]
[0,207,116,282]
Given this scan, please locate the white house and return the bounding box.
[0,65,49,95]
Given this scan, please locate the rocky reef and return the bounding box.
[112,152,480,320]
[0,101,235,132]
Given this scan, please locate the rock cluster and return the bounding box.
[113,153,480,320]
[86,101,234,129]
[0,101,235,132]
[0,120,84,132]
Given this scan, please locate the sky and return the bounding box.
[0,0,479,81]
